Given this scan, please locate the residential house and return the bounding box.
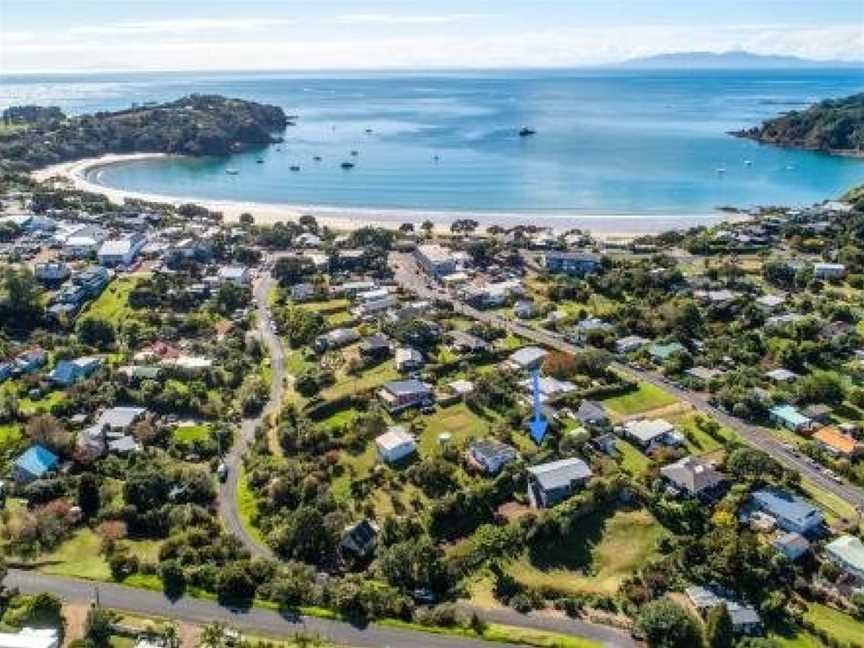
[615,335,650,354]
[506,346,548,372]
[446,330,490,355]
[329,248,367,272]
[812,426,862,459]
[340,519,378,558]
[622,418,682,452]
[395,347,424,373]
[755,294,786,311]
[377,379,434,413]
[60,225,106,259]
[771,532,810,562]
[571,318,614,344]
[520,375,576,403]
[296,233,322,248]
[802,404,832,424]
[527,458,593,509]
[375,426,417,464]
[542,251,602,277]
[685,366,724,383]
[648,341,686,363]
[751,488,824,536]
[765,368,799,384]
[97,233,147,267]
[513,300,535,319]
[813,263,846,280]
[48,356,102,386]
[359,333,391,360]
[12,445,59,484]
[467,439,518,475]
[352,295,396,318]
[824,535,864,582]
[217,265,251,286]
[15,348,47,374]
[33,262,70,284]
[768,404,812,432]
[660,456,727,500]
[289,283,316,302]
[574,400,610,429]
[415,244,456,278]
[314,328,360,353]
[0,361,14,384]
[685,586,763,636]
[331,280,376,298]
[73,266,110,297]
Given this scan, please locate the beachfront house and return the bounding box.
[415,244,457,278]
[542,251,602,277]
[375,426,417,464]
[97,233,147,267]
[771,532,811,562]
[750,487,824,536]
[527,458,592,509]
[395,347,424,373]
[574,400,610,430]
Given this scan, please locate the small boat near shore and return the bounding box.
[744,160,753,166]
[313,155,322,161]
[256,159,264,164]
[225,168,239,175]
[341,161,355,169]
[289,165,301,172]
[518,127,536,137]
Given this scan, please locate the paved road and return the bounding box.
[390,252,864,514]
[217,270,284,560]
[4,571,532,648]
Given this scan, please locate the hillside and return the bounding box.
[0,94,290,171]
[732,92,864,156]
[615,51,858,69]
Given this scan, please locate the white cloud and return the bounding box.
[334,13,481,25]
[68,18,299,36]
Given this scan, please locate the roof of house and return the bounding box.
[768,404,811,427]
[416,244,452,264]
[395,347,423,365]
[97,406,146,430]
[825,535,864,573]
[527,458,592,491]
[813,427,859,455]
[0,627,60,648]
[575,400,609,423]
[752,488,823,527]
[686,366,724,381]
[342,519,377,550]
[508,346,548,369]
[448,379,475,395]
[624,418,676,444]
[361,333,390,350]
[98,237,139,257]
[649,342,686,361]
[447,330,490,350]
[766,368,799,382]
[108,436,140,454]
[375,426,416,452]
[14,445,59,477]
[661,456,725,494]
[218,265,249,279]
[383,379,432,396]
[772,532,810,557]
[756,294,786,308]
[470,439,517,466]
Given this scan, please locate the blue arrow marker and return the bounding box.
[528,368,548,444]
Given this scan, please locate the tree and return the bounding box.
[85,607,116,647]
[0,266,43,331]
[636,599,702,648]
[76,315,116,349]
[77,473,100,519]
[159,559,186,599]
[399,223,414,233]
[216,562,256,603]
[239,212,254,226]
[705,604,734,648]
[26,415,70,454]
[420,220,434,236]
[273,256,315,286]
[299,214,319,233]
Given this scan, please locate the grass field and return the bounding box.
[419,403,491,454]
[0,423,22,449]
[36,528,112,580]
[508,507,666,595]
[602,383,676,417]
[800,478,860,524]
[804,602,864,645]
[236,468,266,546]
[172,423,211,444]
[83,276,142,324]
[615,439,652,475]
[321,362,398,401]
[299,299,350,314]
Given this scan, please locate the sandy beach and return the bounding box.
[32,153,750,239]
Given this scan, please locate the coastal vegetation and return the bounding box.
[0,94,289,171]
[734,92,864,156]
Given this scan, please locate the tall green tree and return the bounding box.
[705,603,734,648]
[637,599,703,648]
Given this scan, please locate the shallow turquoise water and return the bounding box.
[4,69,864,215]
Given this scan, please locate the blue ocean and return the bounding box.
[3,69,864,216]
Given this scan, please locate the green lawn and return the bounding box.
[800,479,860,524]
[508,507,666,596]
[602,382,676,417]
[36,528,112,580]
[321,362,398,401]
[0,423,22,449]
[172,423,211,444]
[616,439,652,475]
[299,299,350,314]
[804,602,864,645]
[419,403,490,454]
[82,276,142,324]
[237,468,266,546]
[18,390,67,416]
[284,349,314,377]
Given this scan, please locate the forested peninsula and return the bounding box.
[733,92,864,157]
[0,94,290,171]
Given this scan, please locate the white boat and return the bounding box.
[225,168,239,175]
[716,167,727,174]
[744,160,753,166]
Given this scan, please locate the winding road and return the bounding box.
[389,251,864,514]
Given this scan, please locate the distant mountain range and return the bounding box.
[615,51,861,69]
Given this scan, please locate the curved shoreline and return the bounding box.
[32,153,750,238]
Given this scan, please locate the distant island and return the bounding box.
[0,94,289,171]
[732,92,864,157]
[616,50,861,69]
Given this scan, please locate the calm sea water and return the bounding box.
[3,69,864,215]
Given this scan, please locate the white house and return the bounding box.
[623,418,682,451]
[0,627,60,648]
[824,535,864,582]
[98,233,147,267]
[217,265,252,286]
[813,263,846,280]
[375,426,417,464]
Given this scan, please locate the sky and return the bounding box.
[1,0,862,73]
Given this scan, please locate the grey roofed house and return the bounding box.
[685,585,763,635]
[623,418,679,449]
[395,346,424,372]
[765,368,799,383]
[468,438,518,475]
[108,436,141,455]
[751,487,824,535]
[340,519,378,557]
[686,366,724,382]
[771,532,810,562]
[527,457,592,509]
[507,346,548,371]
[824,535,864,581]
[660,456,726,499]
[447,330,490,353]
[315,327,360,351]
[97,406,146,431]
[574,400,609,428]
[360,333,391,356]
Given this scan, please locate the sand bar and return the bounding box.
[32,153,750,239]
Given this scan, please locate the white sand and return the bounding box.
[32,153,750,239]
